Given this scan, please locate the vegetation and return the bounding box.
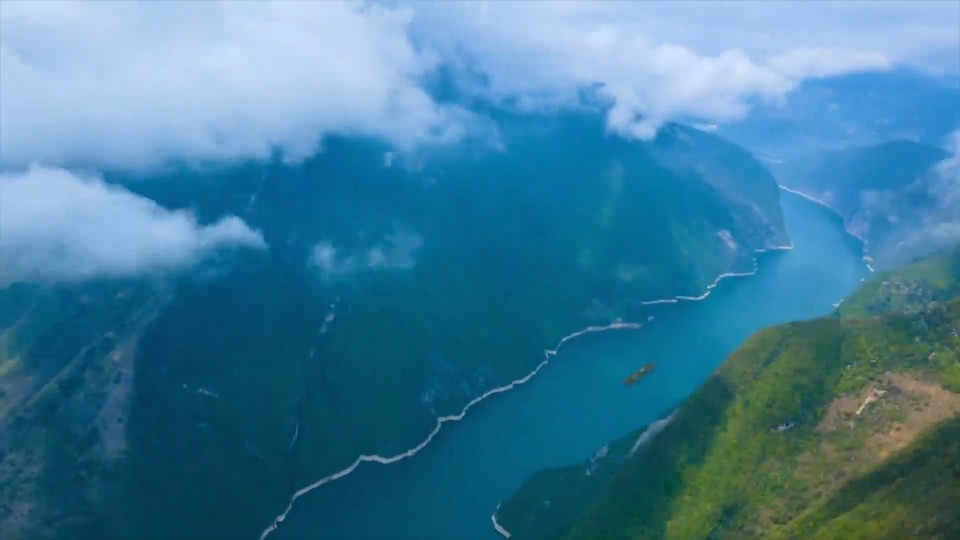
[781,415,960,539]
[499,246,960,539]
[773,138,953,267]
[0,281,164,539]
[838,245,960,317]
[1,112,788,538]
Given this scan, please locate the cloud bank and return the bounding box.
[0,1,462,172]
[409,1,956,139]
[876,130,960,264]
[2,1,957,172]
[1,1,956,283]
[0,167,264,285]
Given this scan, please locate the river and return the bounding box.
[272,190,868,539]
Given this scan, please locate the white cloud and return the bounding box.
[420,3,793,137]
[1,1,957,284]
[876,130,960,264]
[0,166,265,285]
[2,1,956,170]
[767,48,890,79]
[929,129,960,214]
[408,1,959,138]
[310,230,423,278]
[0,1,463,172]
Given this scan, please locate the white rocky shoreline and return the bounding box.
[489,188,876,537]
[487,241,795,538]
[261,231,800,540]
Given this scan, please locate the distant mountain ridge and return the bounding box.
[718,69,960,161]
[773,139,955,267]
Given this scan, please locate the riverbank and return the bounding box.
[260,242,791,539]
[778,185,875,272]
[261,320,644,540]
[489,190,872,538]
[267,191,868,540]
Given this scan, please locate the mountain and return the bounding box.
[0,280,169,539]
[718,69,960,161]
[774,140,954,267]
[0,111,788,539]
[717,69,959,269]
[497,245,960,539]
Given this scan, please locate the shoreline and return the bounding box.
[492,190,876,537]
[491,505,512,538]
[488,243,794,538]
[641,243,794,305]
[777,185,874,273]
[260,242,796,540]
[260,320,643,540]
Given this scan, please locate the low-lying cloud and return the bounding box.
[0,167,265,285]
[410,1,957,138]
[877,130,960,263]
[1,1,957,283]
[2,1,957,174]
[0,1,462,172]
[310,230,423,279]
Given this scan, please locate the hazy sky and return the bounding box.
[1,0,958,282]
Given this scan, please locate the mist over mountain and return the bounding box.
[1,2,958,540]
[719,69,960,160]
[774,135,958,268]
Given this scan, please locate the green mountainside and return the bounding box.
[777,141,948,204]
[0,113,788,538]
[0,281,168,539]
[498,246,960,539]
[774,140,953,267]
[839,245,960,317]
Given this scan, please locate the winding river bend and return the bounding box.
[272,191,868,539]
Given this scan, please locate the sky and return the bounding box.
[1,0,958,283]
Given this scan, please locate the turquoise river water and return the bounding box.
[273,191,869,539]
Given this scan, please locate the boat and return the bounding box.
[624,363,655,385]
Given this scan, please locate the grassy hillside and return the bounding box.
[780,415,960,540]
[499,247,960,539]
[839,245,960,317]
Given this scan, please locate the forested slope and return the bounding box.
[499,246,960,539]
